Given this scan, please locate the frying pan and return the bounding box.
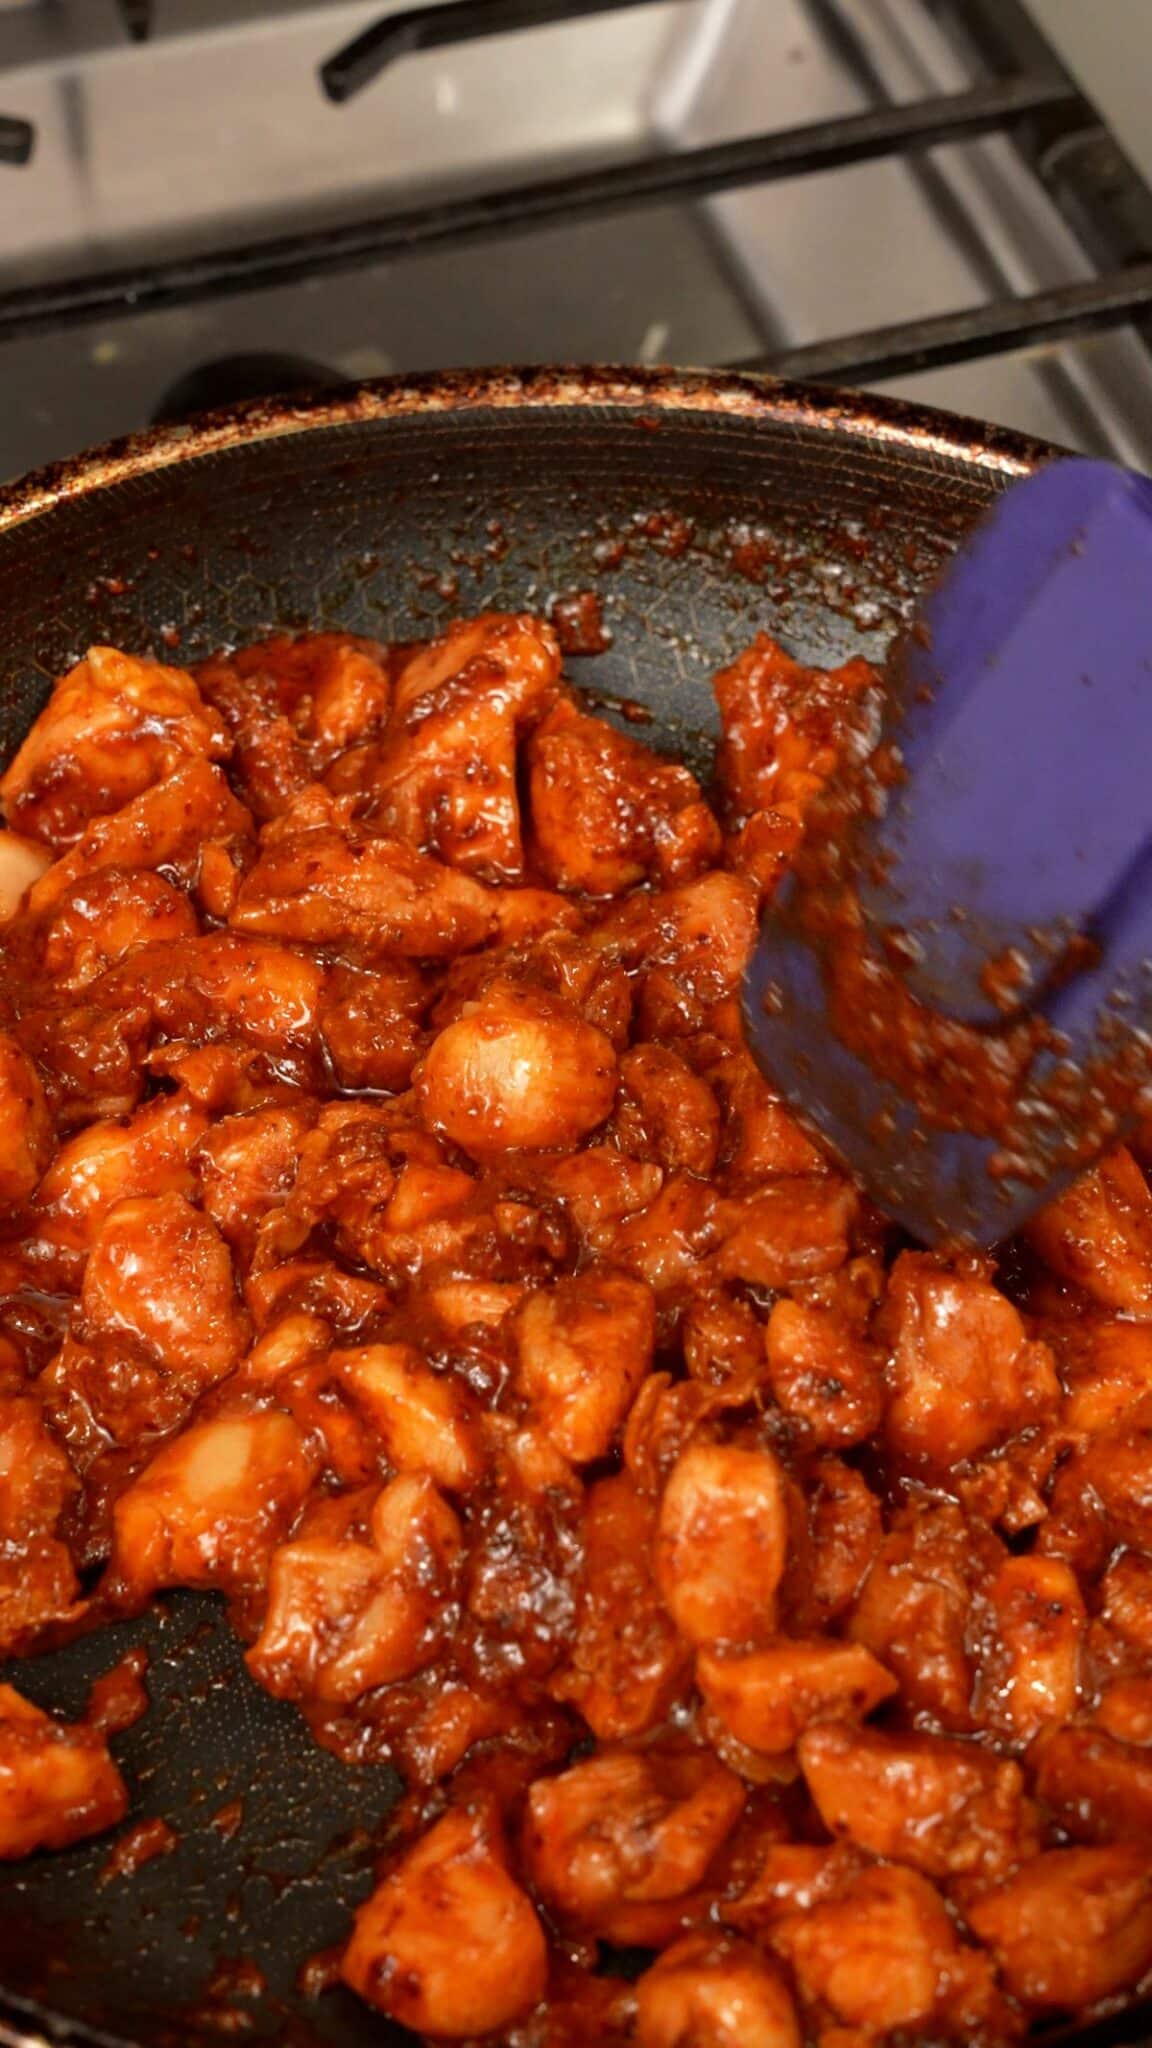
[0,365,1138,2048]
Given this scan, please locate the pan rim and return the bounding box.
[0,363,1057,536]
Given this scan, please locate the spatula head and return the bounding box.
[744,457,1152,1246]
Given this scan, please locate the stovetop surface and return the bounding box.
[0,0,1150,474]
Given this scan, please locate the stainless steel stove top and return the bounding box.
[1,0,1151,476]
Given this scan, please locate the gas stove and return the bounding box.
[1,0,1152,476]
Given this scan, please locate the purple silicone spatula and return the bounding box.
[743,456,1152,1246]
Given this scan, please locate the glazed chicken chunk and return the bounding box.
[0,1683,127,1858]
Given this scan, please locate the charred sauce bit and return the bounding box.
[210,1797,245,1840]
[207,1956,268,2003]
[87,1648,150,1735]
[297,1945,344,2000]
[99,1815,177,1884]
[547,590,612,657]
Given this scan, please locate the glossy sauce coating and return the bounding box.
[0,621,1151,2045]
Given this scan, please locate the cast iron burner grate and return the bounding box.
[1,0,1152,392]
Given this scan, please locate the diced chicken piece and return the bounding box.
[384,1158,471,1232]
[274,1130,530,1290]
[0,1396,79,1650]
[27,758,252,917]
[608,1175,720,1298]
[0,1395,75,1546]
[704,1046,828,1184]
[799,1722,1035,1880]
[334,1343,483,1492]
[881,1253,1060,1469]
[1,646,227,848]
[249,1099,404,1273]
[29,1353,139,1494]
[269,1359,383,1490]
[763,1298,883,1449]
[655,1443,789,1648]
[791,1250,886,1339]
[244,1312,332,1386]
[1050,1314,1152,1440]
[197,633,393,814]
[622,1374,726,1499]
[344,613,561,882]
[319,960,428,1093]
[462,1432,584,1682]
[615,1044,722,1177]
[248,1474,461,1704]
[1096,1680,1152,1746]
[697,1640,896,1757]
[141,1046,289,1121]
[40,869,198,992]
[770,1862,1001,2037]
[110,1410,317,1598]
[230,818,495,957]
[953,1436,1054,1540]
[210,698,310,821]
[33,1093,209,1258]
[194,1104,315,1266]
[0,1682,127,1858]
[712,1179,859,1290]
[805,1458,883,1627]
[204,629,393,730]
[16,992,150,1132]
[488,885,586,944]
[426,1278,525,1334]
[1101,1551,1152,1654]
[720,1839,854,1930]
[551,1471,689,1741]
[527,697,720,895]
[391,1681,528,1788]
[82,1192,247,1378]
[417,984,617,1158]
[1041,1425,1152,1572]
[535,1146,663,1247]
[1028,1147,1152,1314]
[682,1288,764,1394]
[600,871,759,1012]
[978,1555,1084,1744]
[517,929,634,1046]
[849,1499,1000,1731]
[966,1844,1152,2010]
[246,1254,393,1337]
[0,1035,52,1207]
[634,1934,801,2048]
[1030,1724,1152,1844]
[293,635,393,755]
[0,830,51,919]
[93,933,324,1066]
[712,632,878,827]
[523,1747,744,1927]
[513,1270,654,1463]
[0,1536,79,1654]
[342,1802,547,2038]
[726,807,804,904]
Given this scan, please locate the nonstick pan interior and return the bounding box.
[0,366,1066,2048]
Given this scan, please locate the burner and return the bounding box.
[149,352,346,426]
